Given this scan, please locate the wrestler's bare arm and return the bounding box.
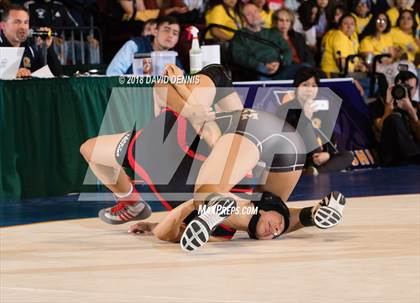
[130,199,231,243]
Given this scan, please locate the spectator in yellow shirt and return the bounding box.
[386,0,419,27]
[321,14,363,75]
[251,0,272,28]
[351,0,372,34]
[320,4,346,51]
[389,10,419,62]
[359,13,393,58]
[205,0,242,42]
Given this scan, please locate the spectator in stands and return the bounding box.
[293,1,319,48]
[321,14,364,76]
[328,4,346,30]
[24,0,100,65]
[386,0,419,28]
[315,0,331,40]
[251,0,272,28]
[321,4,346,50]
[0,0,10,20]
[272,7,315,66]
[369,71,420,165]
[276,66,354,174]
[118,0,190,22]
[389,10,419,63]
[23,0,77,29]
[283,0,301,12]
[205,0,242,42]
[106,16,182,75]
[351,0,372,35]
[0,1,9,32]
[359,13,393,59]
[0,4,62,77]
[230,3,301,80]
[370,0,389,15]
[142,18,157,36]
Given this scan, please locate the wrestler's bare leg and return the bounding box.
[80,132,133,195]
[193,133,260,206]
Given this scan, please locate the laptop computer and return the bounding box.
[0,47,24,80]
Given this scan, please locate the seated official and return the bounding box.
[0,4,62,78]
[369,71,420,165]
[106,16,182,76]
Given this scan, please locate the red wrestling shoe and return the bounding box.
[98,185,152,225]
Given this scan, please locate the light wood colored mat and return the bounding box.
[1,194,419,303]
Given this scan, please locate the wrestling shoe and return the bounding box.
[312,191,346,229]
[180,195,237,252]
[99,200,152,225]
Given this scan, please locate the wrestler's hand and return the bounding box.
[182,103,216,125]
[164,64,184,79]
[128,222,157,235]
[16,68,31,78]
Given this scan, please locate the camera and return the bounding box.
[391,84,411,100]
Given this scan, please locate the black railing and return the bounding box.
[48,26,103,65]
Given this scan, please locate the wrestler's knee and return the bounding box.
[80,137,97,162]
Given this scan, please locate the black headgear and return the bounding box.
[247,192,290,239]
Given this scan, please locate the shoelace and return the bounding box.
[110,201,129,214]
[200,200,235,228]
[201,211,222,228]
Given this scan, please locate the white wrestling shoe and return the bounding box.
[180,195,237,252]
[313,191,346,229]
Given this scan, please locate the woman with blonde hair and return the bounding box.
[272,7,315,66]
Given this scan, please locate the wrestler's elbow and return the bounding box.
[153,229,179,243]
